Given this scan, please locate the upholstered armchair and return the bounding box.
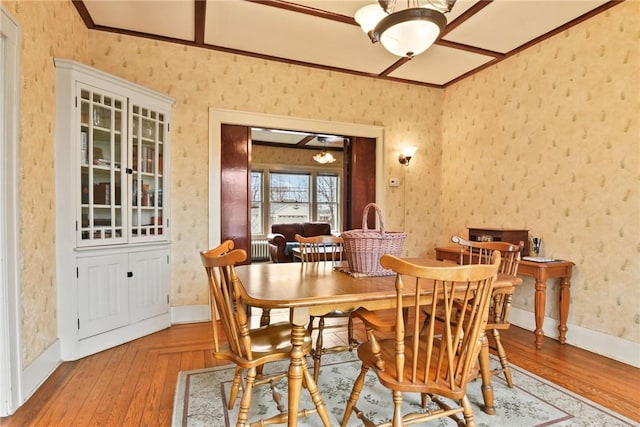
[267,222,331,262]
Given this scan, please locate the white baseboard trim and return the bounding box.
[171,304,211,324]
[21,339,61,405]
[510,307,640,368]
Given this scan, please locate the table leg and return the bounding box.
[289,308,331,427]
[477,331,495,415]
[534,277,547,350]
[558,276,570,344]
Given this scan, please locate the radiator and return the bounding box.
[251,239,270,261]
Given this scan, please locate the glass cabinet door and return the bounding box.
[130,104,166,240]
[78,84,127,246]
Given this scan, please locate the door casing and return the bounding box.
[209,109,384,250]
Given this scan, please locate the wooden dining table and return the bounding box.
[235,258,522,426]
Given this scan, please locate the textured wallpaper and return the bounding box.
[441,4,639,342]
[252,144,344,168]
[7,0,638,367]
[3,0,88,365]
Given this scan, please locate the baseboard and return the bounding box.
[21,339,61,405]
[510,307,640,368]
[171,304,211,324]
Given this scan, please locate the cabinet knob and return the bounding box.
[126,168,133,174]
[127,271,133,278]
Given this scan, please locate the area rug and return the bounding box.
[173,351,638,427]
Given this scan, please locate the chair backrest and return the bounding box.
[295,234,343,264]
[200,243,252,361]
[452,236,521,325]
[452,235,521,276]
[379,252,500,396]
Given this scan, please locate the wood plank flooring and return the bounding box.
[2,312,638,426]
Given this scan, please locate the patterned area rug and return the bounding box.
[173,351,637,427]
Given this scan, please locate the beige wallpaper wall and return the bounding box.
[3,0,88,365]
[440,4,639,342]
[6,0,638,367]
[252,144,344,169]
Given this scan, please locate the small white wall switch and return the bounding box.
[389,178,400,187]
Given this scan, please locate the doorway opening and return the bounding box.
[208,109,384,257]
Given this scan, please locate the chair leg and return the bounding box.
[478,332,495,415]
[237,367,256,427]
[313,317,325,383]
[307,315,315,336]
[460,395,478,427]
[300,356,332,427]
[340,365,369,427]
[347,316,357,349]
[228,366,243,410]
[392,390,403,427]
[492,328,513,387]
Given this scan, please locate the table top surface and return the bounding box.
[235,258,520,309]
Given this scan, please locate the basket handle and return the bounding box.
[362,203,385,235]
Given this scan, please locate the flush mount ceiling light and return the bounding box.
[313,136,337,164]
[355,0,455,58]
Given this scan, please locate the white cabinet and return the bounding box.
[55,59,174,360]
[76,249,169,340]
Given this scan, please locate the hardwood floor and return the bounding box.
[2,312,639,426]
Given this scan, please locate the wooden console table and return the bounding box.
[435,246,574,349]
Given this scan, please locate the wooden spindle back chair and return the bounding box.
[451,235,522,387]
[200,242,321,427]
[295,234,357,382]
[341,252,500,427]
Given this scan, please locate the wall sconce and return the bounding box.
[398,146,417,166]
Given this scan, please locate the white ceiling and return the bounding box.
[76,0,619,88]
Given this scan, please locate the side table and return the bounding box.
[435,246,574,349]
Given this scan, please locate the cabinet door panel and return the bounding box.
[78,83,128,246]
[77,254,129,339]
[129,249,169,323]
[130,104,169,242]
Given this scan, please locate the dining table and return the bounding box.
[234,258,522,426]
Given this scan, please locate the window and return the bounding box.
[251,169,341,236]
[316,173,339,226]
[250,171,263,235]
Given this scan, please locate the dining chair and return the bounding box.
[295,233,357,382]
[200,243,323,427]
[449,235,522,387]
[341,252,500,427]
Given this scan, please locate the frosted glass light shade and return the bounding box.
[354,4,387,35]
[313,151,336,164]
[374,8,447,58]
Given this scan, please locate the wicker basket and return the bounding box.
[341,203,407,276]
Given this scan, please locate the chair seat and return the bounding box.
[250,321,312,355]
